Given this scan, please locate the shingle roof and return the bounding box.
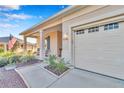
[0,36,36,45]
[0,37,10,43]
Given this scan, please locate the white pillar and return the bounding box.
[40,30,44,60]
[4,43,7,52]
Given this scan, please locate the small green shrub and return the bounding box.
[0,48,4,53]
[45,55,67,72]
[0,52,14,58]
[19,55,28,63]
[0,51,36,67]
[19,55,36,63]
[45,55,57,67]
[0,57,8,67]
[8,55,21,64]
[56,58,66,72]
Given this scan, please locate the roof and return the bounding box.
[0,37,10,43]
[20,5,87,35]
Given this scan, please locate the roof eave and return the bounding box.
[19,5,87,35]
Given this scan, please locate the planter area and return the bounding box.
[0,51,41,69]
[44,55,69,76]
[44,65,69,76]
[0,51,41,88]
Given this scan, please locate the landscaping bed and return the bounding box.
[0,67,27,88]
[0,51,42,88]
[44,65,69,76]
[16,59,42,68]
[44,55,69,76]
[0,51,40,68]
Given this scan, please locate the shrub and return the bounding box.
[55,58,66,72]
[0,48,4,53]
[19,55,36,63]
[0,51,36,67]
[44,55,57,67]
[0,57,8,67]
[8,55,21,64]
[45,55,67,72]
[0,52,14,59]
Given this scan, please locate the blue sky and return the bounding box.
[0,5,68,43]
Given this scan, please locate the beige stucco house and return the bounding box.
[20,5,124,80]
[0,36,37,53]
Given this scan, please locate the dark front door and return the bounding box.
[46,36,50,50]
[45,36,50,56]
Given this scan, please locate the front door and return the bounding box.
[45,36,50,56]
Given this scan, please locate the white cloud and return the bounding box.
[0,23,18,28]
[0,5,21,10]
[39,16,44,19]
[3,13,33,20]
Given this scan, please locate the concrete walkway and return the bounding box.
[15,63,58,88]
[16,63,124,88]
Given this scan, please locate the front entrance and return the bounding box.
[43,30,62,57]
[45,36,50,56]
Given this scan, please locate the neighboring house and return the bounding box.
[0,36,37,53]
[20,5,124,80]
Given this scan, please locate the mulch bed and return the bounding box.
[44,65,69,76]
[0,67,27,88]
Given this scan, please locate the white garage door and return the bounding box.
[74,23,124,79]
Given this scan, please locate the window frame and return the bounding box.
[104,22,119,31]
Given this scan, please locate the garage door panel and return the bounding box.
[74,28,124,79]
[76,60,124,79]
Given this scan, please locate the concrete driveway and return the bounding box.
[50,69,124,88]
[16,63,124,88]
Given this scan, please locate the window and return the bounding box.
[109,24,113,29]
[114,23,119,29]
[104,22,119,31]
[75,29,85,35]
[88,26,99,33]
[104,25,108,30]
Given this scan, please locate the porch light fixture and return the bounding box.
[63,33,68,40]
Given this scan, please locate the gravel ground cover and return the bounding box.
[0,60,41,88]
[0,67,27,88]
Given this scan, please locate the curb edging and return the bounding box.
[15,68,30,88]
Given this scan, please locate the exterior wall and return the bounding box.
[0,44,4,49]
[62,5,124,64]
[57,31,62,56]
[13,43,35,53]
[44,31,58,55]
[0,43,7,52]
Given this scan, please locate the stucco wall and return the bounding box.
[62,5,124,64]
[44,31,58,55]
[57,31,62,56]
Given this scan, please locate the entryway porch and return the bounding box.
[22,24,62,60]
